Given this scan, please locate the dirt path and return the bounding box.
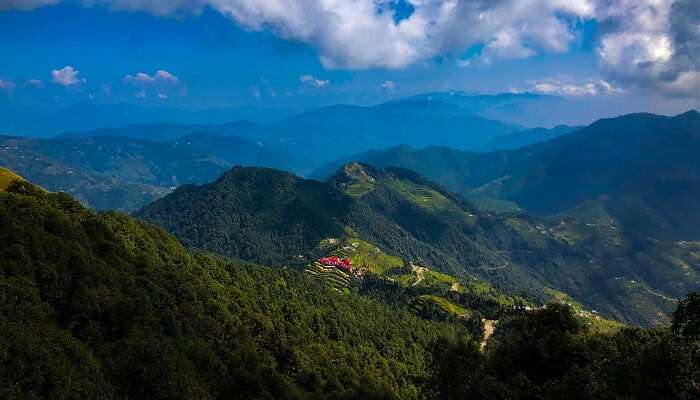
[642,286,679,303]
[480,319,496,351]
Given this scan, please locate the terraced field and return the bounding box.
[384,179,455,213]
[317,237,405,274]
[305,262,353,291]
[413,294,472,318]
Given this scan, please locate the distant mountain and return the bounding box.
[402,91,625,128]
[53,99,524,165]
[264,100,522,164]
[59,119,272,142]
[0,133,308,211]
[0,102,311,137]
[481,125,581,151]
[137,163,692,325]
[314,111,700,238]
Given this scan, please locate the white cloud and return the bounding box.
[526,77,622,96]
[6,1,700,97]
[124,72,156,83]
[51,65,81,86]
[155,69,178,84]
[381,80,396,91]
[124,70,178,85]
[27,79,44,87]
[250,86,261,99]
[0,79,15,91]
[594,0,700,97]
[300,74,329,88]
[124,69,179,98]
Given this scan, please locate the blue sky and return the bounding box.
[0,1,698,115]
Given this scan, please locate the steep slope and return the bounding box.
[0,166,23,190]
[0,170,468,399]
[136,167,351,266]
[313,111,700,239]
[137,164,685,325]
[1,169,696,400]
[0,133,307,211]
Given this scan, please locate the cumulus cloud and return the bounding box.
[381,80,396,91]
[124,69,179,98]
[526,77,622,96]
[6,1,700,97]
[51,65,81,86]
[0,79,15,91]
[124,72,156,83]
[155,69,178,83]
[300,74,329,88]
[27,79,44,87]
[596,0,700,97]
[124,69,178,85]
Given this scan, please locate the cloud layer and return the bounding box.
[3,0,699,97]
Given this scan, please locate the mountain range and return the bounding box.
[59,99,529,165]
[137,162,694,326]
[312,110,700,240]
[2,166,695,399]
[0,132,306,210]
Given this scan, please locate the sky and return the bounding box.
[0,0,698,116]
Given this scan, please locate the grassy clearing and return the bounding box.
[0,167,23,191]
[417,295,471,318]
[385,179,455,213]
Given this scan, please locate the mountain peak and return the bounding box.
[677,109,700,119]
[327,162,383,197]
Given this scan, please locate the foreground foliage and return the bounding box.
[0,179,462,399]
[1,173,697,399]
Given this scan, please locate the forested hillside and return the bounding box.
[137,163,690,325]
[1,170,697,400]
[313,111,700,239]
[0,171,465,399]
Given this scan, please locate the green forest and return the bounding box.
[0,169,698,399]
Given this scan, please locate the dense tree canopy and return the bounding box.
[1,173,698,399]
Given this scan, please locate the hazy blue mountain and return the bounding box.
[481,125,581,151]
[0,132,308,210]
[0,101,311,137]
[60,119,272,142]
[312,110,700,241]
[266,100,522,164]
[402,91,627,128]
